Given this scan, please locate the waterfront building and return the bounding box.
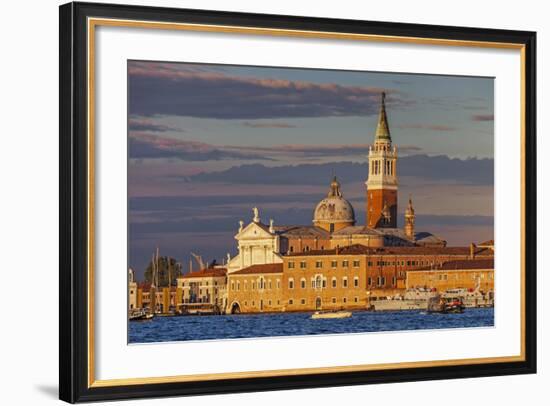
[128,268,137,310]
[406,258,494,292]
[177,268,228,311]
[223,243,493,314]
[226,264,284,314]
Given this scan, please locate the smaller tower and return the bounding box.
[404,195,415,240]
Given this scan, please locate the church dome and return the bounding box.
[313,177,355,232]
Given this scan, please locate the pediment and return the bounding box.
[235,222,274,240]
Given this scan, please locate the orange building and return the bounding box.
[226,264,283,314]
[406,258,494,292]
[223,244,493,313]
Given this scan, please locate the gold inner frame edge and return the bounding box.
[86,17,527,388]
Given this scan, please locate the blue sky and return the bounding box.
[128,60,494,278]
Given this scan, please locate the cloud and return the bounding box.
[189,155,494,185]
[128,117,180,132]
[223,144,422,158]
[128,128,422,161]
[129,132,270,161]
[242,121,297,129]
[396,123,457,132]
[128,61,411,119]
[471,114,494,122]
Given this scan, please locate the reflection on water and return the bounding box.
[129,308,494,343]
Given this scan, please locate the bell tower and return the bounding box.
[404,195,415,239]
[366,92,398,228]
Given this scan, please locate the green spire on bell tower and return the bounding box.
[375,92,391,142]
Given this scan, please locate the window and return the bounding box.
[329,223,335,233]
[343,297,347,303]
[269,280,272,289]
[322,279,327,288]
[392,276,396,286]
[315,260,323,268]
[289,279,294,289]
[301,278,306,289]
[332,278,337,288]
[311,280,315,288]
[300,261,307,269]
[288,299,294,305]
[368,261,373,267]
[353,260,360,268]
[331,260,337,268]
[289,246,294,253]
[342,260,349,268]
[301,299,306,305]
[277,279,281,289]
[237,282,240,291]
[368,277,372,286]
[288,261,295,269]
[354,297,359,303]
[342,278,348,288]
[231,282,235,291]
[354,277,359,287]
[316,275,322,289]
[332,297,337,304]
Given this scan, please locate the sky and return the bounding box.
[128,60,494,279]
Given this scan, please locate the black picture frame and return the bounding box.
[59,1,537,403]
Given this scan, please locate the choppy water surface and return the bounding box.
[129,308,494,343]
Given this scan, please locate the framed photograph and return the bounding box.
[59,1,536,403]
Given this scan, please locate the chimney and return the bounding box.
[469,243,476,259]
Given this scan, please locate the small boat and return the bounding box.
[311,310,352,319]
[129,309,154,321]
[427,295,465,314]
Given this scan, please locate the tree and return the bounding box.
[144,256,182,287]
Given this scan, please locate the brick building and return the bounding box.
[406,258,494,292]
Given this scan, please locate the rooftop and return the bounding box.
[415,258,494,271]
[180,268,227,279]
[231,263,283,275]
[285,244,493,257]
[273,225,330,238]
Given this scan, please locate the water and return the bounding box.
[129,308,494,343]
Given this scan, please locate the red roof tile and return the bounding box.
[286,244,493,257]
[231,263,283,275]
[180,268,227,279]
[415,258,494,271]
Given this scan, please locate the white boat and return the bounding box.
[311,310,352,319]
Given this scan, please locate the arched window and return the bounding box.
[332,277,337,288]
[316,275,322,289]
[300,278,306,289]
